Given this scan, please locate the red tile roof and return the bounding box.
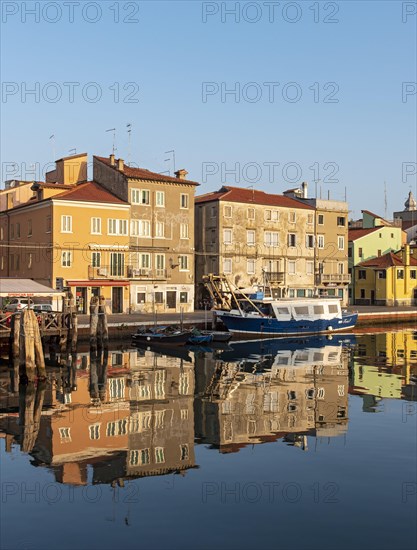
[348,227,380,241]
[52,181,128,204]
[94,156,199,186]
[359,251,417,268]
[195,186,314,210]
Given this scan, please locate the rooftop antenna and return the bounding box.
[106,128,117,155]
[384,181,387,219]
[49,134,56,160]
[246,185,255,202]
[165,150,176,174]
[126,123,132,166]
[69,148,76,155]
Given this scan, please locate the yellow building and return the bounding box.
[354,245,417,305]
[0,179,131,313]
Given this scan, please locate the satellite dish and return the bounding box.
[10,180,16,188]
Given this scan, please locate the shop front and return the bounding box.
[67,281,130,313]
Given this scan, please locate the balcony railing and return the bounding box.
[320,273,351,284]
[264,271,285,283]
[126,267,170,279]
[88,265,127,279]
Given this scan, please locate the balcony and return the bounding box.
[264,271,285,283]
[127,266,170,280]
[320,273,351,284]
[88,265,127,279]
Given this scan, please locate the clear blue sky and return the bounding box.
[1,0,416,219]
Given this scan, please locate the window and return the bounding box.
[288,233,296,247]
[110,253,124,276]
[89,424,101,440]
[180,291,188,303]
[28,253,32,269]
[264,231,279,247]
[61,215,72,233]
[247,230,255,245]
[224,205,232,217]
[0,227,3,241]
[358,247,363,257]
[247,259,255,274]
[141,190,150,205]
[288,260,296,274]
[338,262,344,274]
[46,216,51,233]
[223,258,232,273]
[317,235,325,249]
[337,216,346,226]
[155,254,165,270]
[91,217,101,234]
[210,205,216,217]
[16,223,20,238]
[155,292,164,303]
[131,189,141,204]
[306,261,314,275]
[140,253,151,269]
[62,251,72,267]
[306,234,314,248]
[378,250,382,256]
[180,444,189,461]
[307,214,314,225]
[397,269,404,279]
[92,252,101,267]
[288,211,296,223]
[155,447,165,464]
[179,255,189,271]
[411,270,416,279]
[137,292,146,304]
[15,255,20,271]
[10,224,14,240]
[156,191,165,207]
[358,270,366,280]
[379,233,382,238]
[155,221,164,238]
[223,229,232,244]
[360,289,365,299]
[180,223,189,239]
[108,219,128,235]
[318,214,324,225]
[247,208,255,219]
[27,220,32,237]
[338,236,345,250]
[348,248,352,257]
[139,220,151,237]
[265,210,279,221]
[378,270,386,279]
[180,194,189,209]
[130,220,139,236]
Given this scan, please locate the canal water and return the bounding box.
[0,329,416,550]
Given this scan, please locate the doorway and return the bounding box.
[75,287,87,313]
[112,287,123,313]
[166,291,177,309]
[371,290,375,305]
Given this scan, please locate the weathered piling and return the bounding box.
[89,296,99,351]
[32,311,46,379]
[22,309,36,382]
[97,295,109,349]
[10,313,21,392]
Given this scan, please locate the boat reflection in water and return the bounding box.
[1,331,415,486]
[194,335,353,452]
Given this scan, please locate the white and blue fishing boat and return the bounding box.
[216,298,357,337]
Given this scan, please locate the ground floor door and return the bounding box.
[371,290,375,304]
[91,286,101,298]
[166,291,177,309]
[75,287,87,313]
[112,287,123,313]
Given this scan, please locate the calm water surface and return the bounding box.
[1,329,416,550]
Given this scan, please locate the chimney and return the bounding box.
[109,154,115,166]
[117,158,124,172]
[402,244,410,266]
[301,181,308,199]
[175,168,188,180]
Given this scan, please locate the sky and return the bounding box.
[1,0,416,219]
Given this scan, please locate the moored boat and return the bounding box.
[216,298,357,337]
[132,326,191,346]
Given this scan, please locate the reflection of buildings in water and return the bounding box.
[0,349,196,485]
[351,331,417,405]
[194,345,349,453]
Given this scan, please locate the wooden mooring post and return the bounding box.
[89,296,99,352]
[97,295,109,349]
[10,309,46,383]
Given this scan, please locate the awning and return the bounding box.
[67,280,129,287]
[0,278,65,297]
